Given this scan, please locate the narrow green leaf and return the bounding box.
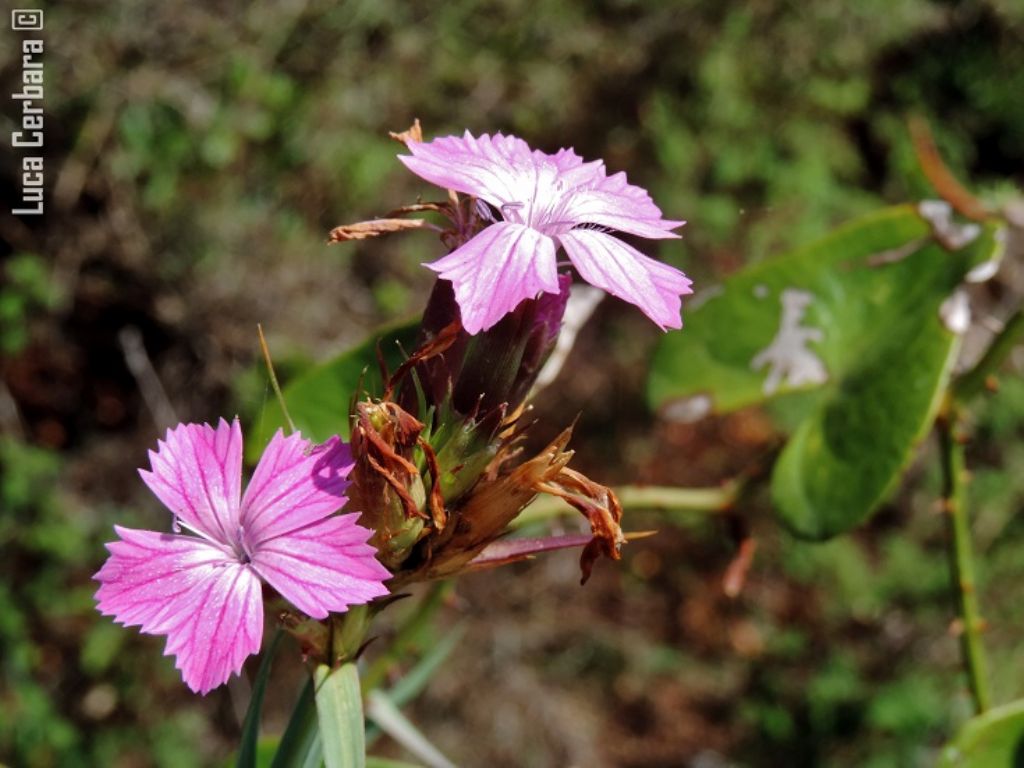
[648,205,1004,538]
[366,691,455,768]
[248,321,420,462]
[387,623,463,708]
[271,678,323,768]
[367,623,467,747]
[365,759,425,768]
[314,663,366,768]
[237,630,284,768]
[940,699,1024,767]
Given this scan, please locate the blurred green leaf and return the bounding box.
[367,621,465,748]
[365,758,424,768]
[385,623,464,710]
[248,321,419,463]
[315,663,365,768]
[237,631,284,768]
[271,678,322,768]
[940,699,1024,767]
[867,674,945,736]
[649,206,1003,538]
[366,691,455,768]
[80,622,126,676]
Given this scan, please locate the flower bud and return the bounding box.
[398,275,572,506]
[347,400,429,569]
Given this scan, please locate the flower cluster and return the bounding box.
[95,127,689,693]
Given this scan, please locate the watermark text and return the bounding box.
[10,9,44,216]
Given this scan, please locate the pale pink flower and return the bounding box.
[399,131,693,334]
[94,419,390,694]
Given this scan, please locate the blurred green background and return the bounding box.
[2,1,1023,765]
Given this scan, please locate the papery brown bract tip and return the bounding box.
[328,218,429,243]
[389,118,424,144]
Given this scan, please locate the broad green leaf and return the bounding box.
[314,663,365,768]
[648,205,1003,538]
[271,678,323,768]
[237,631,284,768]
[248,321,419,463]
[940,699,1024,767]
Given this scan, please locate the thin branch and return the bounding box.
[938,407,992,713]
[909,116,989,221]
[0,379,26,439]
[953,308,1024,402]
[118,326,178,430]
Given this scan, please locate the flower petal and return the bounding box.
[399,131,536,207]
[562,171,684,239]
[94,526,262,694]
[241,432,354,546]
[542,147,606,186]
[559,229,693,330]
[425,221,559,334]
[251,514,391,619]
[139,419,243,544]
[544,146,586,172]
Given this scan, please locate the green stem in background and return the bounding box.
[938,408,992,714]
[939,302,1024,712]
[953,308,1024,402]
[616,483,740,511]
[258,322,297,434]
[513,481,739,528]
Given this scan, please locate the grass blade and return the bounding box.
[236,630,284,768]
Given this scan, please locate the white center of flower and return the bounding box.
[496,159,580,235]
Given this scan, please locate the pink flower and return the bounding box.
[94,419,390,694]
[399,131,693,334]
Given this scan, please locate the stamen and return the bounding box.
[236,525,253,564]
[572,222,614,234]
[500,202,524,216]
[475,199,497,223]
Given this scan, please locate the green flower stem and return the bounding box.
[513,481,738,528]
[938,408,992,714]
[330,605,371,665]
[953,308,1024,402]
